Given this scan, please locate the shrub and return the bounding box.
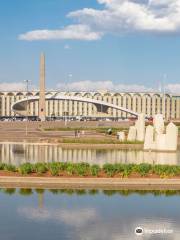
[49,163,60,176]
[152,165,180,178]
[103,164,116,177]
[4,164,17,172]
[75,163,90,176]
[90,165,100,176]
[19,163,33,175]
[135,164,152,176]
[58,162,67,171]
[113,163,125,174]
[34,163,48,174]
[152,165,167,177]
[122,164,134,177]
[163,166,180,177]
[1,161,180,180]
[66,163,75,175]
[0,163,6,170]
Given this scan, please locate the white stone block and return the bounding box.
[165,122,178,151]
[136,113,145,141]
[127,126,137,141]
[144,125,155,150]
[117,131,125,141]
[155,133,167,151]
[153,114,164,134]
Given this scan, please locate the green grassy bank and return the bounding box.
[59,138,142,144]
[43,127,128,132]
[1,162,180,178]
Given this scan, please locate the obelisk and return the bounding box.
[39,53,46,121]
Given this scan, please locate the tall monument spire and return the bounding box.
[39,53,46,121]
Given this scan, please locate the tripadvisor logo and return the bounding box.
[135,227,143,236]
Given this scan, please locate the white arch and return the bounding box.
[12,94,139,116]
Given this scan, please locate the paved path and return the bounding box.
[1,177,180,190]
[0,121,108,142]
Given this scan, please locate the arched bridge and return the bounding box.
[12,94,139,117]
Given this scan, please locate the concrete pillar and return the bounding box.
[144,125,154,150]
[39,53,46,121]
[136,113,145,141]
[127,126,137,141]
[165,122,178,151]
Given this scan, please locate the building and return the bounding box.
[1,53,179,120]
[0,90,179,120]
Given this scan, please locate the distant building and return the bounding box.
[2,54,180,120]
[0,91,179,120]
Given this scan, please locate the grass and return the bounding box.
[1,162,180,178]
[43,127,128,132]
[60,138,142,144]
[43,127,128,136]
[43,124,180,134]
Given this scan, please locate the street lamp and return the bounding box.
[66,74,72,123]
[24,79,31,136]
[163,74,167,120]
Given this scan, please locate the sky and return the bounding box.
[0,0,180,93]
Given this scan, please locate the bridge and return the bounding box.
[12,94,139,117]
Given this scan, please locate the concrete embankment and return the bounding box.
[1,177,180,190]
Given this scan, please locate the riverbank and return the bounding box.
[2,176,180,190]
[1,162,180,189]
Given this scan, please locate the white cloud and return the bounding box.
[19,24,103,41]
[59,209,97,227]
[68,0,180,34]
[19,0,180,41]
[17,205,180,240]
[57,80,153,92]
[166,83,180,94]
[57,80,180,93]
[17,207,97,227]
[0,82,26,91]
[0,81,179,94]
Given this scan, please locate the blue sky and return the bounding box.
[0,0,180,92]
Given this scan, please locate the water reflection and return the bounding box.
[0,189,180,240]
[0,143,179,166]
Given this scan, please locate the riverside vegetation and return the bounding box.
[1,162,180,178]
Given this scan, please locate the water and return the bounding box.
[1,143,180,239]
[0,143,180,166]
[0,188,180,240]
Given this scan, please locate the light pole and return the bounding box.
[24,80,31,136]
[163,74,167,120]
[67,74,72,122]
[67,73,73,120]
